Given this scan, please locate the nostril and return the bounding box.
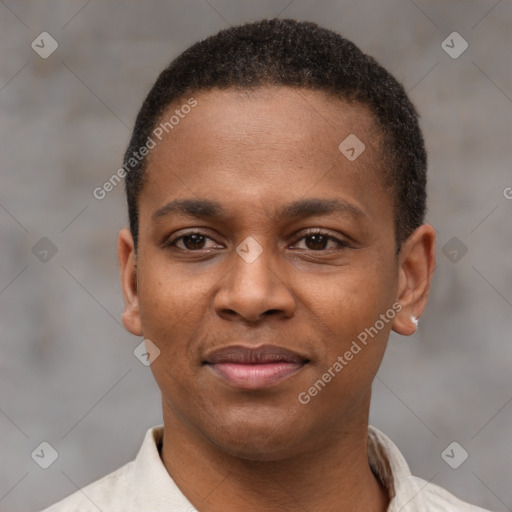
[262,309,281,316]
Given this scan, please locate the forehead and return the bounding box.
[140,86,391,226]
[149,86,382,164]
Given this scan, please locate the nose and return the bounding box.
[213,244,296,324]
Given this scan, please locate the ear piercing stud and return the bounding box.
[411,316,419,328]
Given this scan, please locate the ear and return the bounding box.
[118,228,143,336]
[392,224,436,336]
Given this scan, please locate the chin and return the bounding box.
[213,436,303,462]
[202,414,310,462]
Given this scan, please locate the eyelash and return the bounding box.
[165,229,350,252]
[292,229,350,250]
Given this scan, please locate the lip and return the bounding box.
[204,344,309,390]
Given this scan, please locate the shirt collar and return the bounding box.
[132,426,196,510]
[132,424,426,511]
[368,425,429,511]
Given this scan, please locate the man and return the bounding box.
[43,18,491,512]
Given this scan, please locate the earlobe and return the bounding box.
[118,228,143,336]
[392,224,436,336]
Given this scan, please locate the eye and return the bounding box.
[167,232,222,251]
[292,231,348,251]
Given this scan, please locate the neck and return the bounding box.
[159,402,389,512]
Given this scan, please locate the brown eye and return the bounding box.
[304,234,329,250]
[166,232,224,252]
[180,234,207,250]
[292,231,347,251]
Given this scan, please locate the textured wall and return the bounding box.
[1,1,511,511]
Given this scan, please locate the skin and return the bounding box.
[118,86,436,512]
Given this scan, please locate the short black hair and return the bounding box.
[124,18,427,251]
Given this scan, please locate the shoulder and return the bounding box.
[368,426,492,512]
[403,475,493,512]
[40,426,166,512]
[40,460,136,512]
[40,425,195,512]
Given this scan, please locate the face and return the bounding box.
[119,87,435,461]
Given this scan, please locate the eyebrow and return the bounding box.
[152,198,224,221]
[152,197,366,223]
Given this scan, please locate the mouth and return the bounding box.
[204,344,310,390]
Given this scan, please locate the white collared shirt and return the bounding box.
[42,425,491,511]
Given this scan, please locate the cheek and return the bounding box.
[136,257,213,348]
[300,279,391,420]
[304,261,395,330]
[301,259,396,379]
[136,265,212,400]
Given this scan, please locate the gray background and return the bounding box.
[1,0,511,511]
